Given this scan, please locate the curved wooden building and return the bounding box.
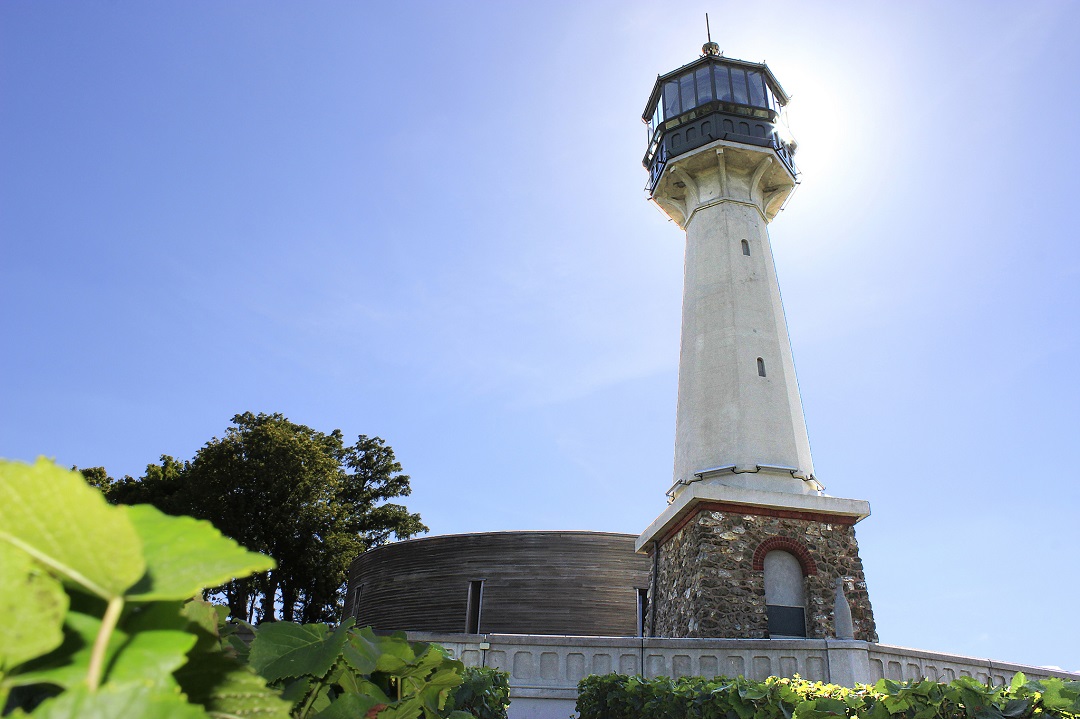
[345,531,650,636]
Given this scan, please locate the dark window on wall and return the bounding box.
[757,357,767,377]
[466,580,484,634]
[349,585,363,620]
[742,239,751,256]
[637,588,649,637]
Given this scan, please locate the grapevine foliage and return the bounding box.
[577,673,1080,719]
[0,458,481,719]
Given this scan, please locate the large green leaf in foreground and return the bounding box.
[8,609,195,692]
[248,620,354,682]
[30,681,209,719]
[0,542,68,670]
[123,504,275,602]
[103,628,197,690]
[0,458,145,599]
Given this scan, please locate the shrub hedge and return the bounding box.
[577,672,1080,719]
[445,667,511,719]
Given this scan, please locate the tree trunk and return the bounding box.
[260,572,279,623]
[282,583,296,622]
[227,581,250,623]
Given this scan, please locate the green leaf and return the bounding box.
[176,650,293,719]
[181,599,223,638]
[881,695,910,713]
[225,634,251,662]
[310,693,382,719]
[123,504,275,602]
[814,698,849,715]
[28,681,208,719]
[1040,679,1073,710]
[0,542,68,670]
[7,610,112,690]
[343,627,381,676]
[104,629,197,690]
[178,599,230,653]
[1001,699,1030,718]
[279,676,313,704]
[1009,673,1026,693]
[0,459,145,599]
[248,621,352,683]
[7,609,194,693]
[352,679,394,705]
[124,601,189,634]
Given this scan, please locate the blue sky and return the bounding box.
[2,1,1078,672]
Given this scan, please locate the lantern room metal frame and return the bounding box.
[641,54,797,193]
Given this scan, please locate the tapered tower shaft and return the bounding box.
[665,147,814,497]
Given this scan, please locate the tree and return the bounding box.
[89,412,426,623]
[73,465,113,491]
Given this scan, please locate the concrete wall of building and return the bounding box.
[649,508,877,641]
[347,531,650,636]
[410,632,1080,719]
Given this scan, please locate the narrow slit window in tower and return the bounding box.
[742,239,751,256]
[757,357,766,377]
[466,580,484,634]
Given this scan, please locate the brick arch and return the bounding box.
[752,536,817,575]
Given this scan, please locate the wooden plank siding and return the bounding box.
[347,531,651,636]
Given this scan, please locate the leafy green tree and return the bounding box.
[90,412,426,624]
[73,465,113,491]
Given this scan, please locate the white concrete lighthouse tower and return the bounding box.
[636,41,878,641]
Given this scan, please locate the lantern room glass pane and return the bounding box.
[747,70,766,107]
[696,66,713,104]
[732,69,749,105]
[714,65,732,102]
[663,80,680,119]
[679,73,695,113]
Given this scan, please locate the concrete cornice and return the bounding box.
[636,483,871,553]
[651,139,797,228]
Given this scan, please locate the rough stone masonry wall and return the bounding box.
[649,509,877,642]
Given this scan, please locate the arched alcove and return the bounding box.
[763,550,807,637]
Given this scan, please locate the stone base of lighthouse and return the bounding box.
[638,484,877,642]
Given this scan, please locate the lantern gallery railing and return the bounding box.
[644,115,796,193]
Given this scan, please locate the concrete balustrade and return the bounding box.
[409,632,1080,719]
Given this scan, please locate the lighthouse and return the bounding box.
[636,40,878,642]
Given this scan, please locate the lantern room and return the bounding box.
[642,51,796,192]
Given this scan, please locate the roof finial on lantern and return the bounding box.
[702,14,721,56]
